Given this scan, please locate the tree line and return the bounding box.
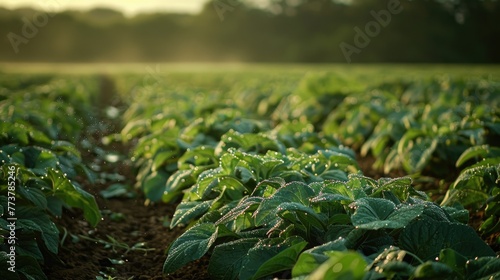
[0,0,498,63]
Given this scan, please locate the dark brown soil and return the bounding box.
[42,133,211,280]
[44,189,210,280]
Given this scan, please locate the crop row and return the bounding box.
[0,74,102,280]
[117,72,499,279]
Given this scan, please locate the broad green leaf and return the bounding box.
[251,177,286,197]
[165,169,194,193]
[27,129,52,145]
[456,145,500,167]
[152,150,178,171]
[216,196,263,225]
[16,217,59,255]
[121,119,149,139]
[254,181,315,226]
[369,247,414,277]
[420,201,453,222]
[320,150,359,174]
[219,150,249,174]
[441,160,499,208]
[143,169,169,202]
[458,127,485,147]
[413,261,454,279]
[276,202,327,230]
[399,135,438,174]
[45,168,101,227]
[308,251,367,280]
[208,238,260,280]
[376,261,415,278]
[216,176,249,201]
[171,199,214,228]
[74,163,96,183]
[310,193,352,204]
[344,227,393,252]
[239,236,304,280]
[258,158,287,180]
[15,231,44,261]
[219,131,285,154]
[163,223,218,274]
[189,168,221,201]
[479,215,500,235]
[234,166,255,183]
[51,140,81,158]
[0,122,29,145]
[384,148,402,174]
[24,148,59,175]
[347,174,377,197]
[399,220,495,261]
[311,181,354,203]
[11,151,26,165]
[465,257,500,280]
[199,200,238,224]
[292,239,347,277]
[374,177,412,202]
[251,241,308,280]
[323,225,354,241]
[16,185,47,209]
[438,248,467,275]
[441,206,469,224]
[351,198,424,230]
[237,228,270,239]
[178,146,216,169]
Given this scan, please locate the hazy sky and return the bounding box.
[0,0,212,16]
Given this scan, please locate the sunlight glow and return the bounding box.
[0,0,210,16]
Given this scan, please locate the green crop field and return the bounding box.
[1,64,499,279]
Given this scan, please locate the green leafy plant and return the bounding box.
[441,145,500,242]
[113,71,500,279]
[0,75,102,279]
[164,175,495,279]
[168,145,359,228]
[317,77,500,175]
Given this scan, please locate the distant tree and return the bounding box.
[0,1,498,63]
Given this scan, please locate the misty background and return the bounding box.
[0,0,499,63]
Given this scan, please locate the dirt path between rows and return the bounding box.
[44,76,210,280]
[44,187,210,279]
